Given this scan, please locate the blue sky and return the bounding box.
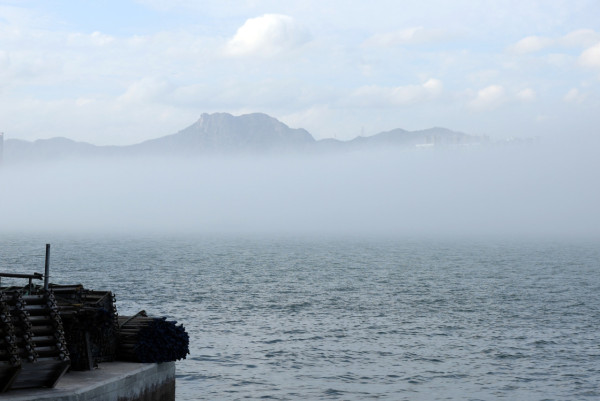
[1,0,599,145]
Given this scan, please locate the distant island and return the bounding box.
[0,112,489,164]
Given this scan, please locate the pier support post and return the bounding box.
[44,244,50,291]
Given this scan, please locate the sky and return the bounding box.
[0,0,599,145]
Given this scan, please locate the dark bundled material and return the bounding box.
[50,284,118,370]
[118,312,189,363]
[0,289,70,391]
[0,292,21,392]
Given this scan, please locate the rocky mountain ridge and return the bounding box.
[1,112,484,163]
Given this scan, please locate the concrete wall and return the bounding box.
[3,362,175,401]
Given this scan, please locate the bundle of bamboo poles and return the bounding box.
[50,284,118,370]
[117,312,189,363]
[0,293,21,392]
[0,289,70,391]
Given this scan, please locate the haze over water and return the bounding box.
[0,132,598,240]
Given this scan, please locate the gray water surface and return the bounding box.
[1,235,599,400]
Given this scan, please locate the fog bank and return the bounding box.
[0,142,598,240]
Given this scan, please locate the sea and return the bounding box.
[0,234,599,400]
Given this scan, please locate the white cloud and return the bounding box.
[117,77,175,104]
[468,85,506,111]
[510,35,553,54]
[579,42,600,68]
[363,27,447,47]
[0,93,196,145]
[509,30,600,54]
[543,53,574,68]
[559,29,600,48]
[68,31,115,47]
[422,78,443,94]
[281,105,338,140]
[225,14,310,57]
[564,88,586,103]
[350,79,443,108]
[516,88,536,102]
[90,31,115,46]
[0,50,8,68]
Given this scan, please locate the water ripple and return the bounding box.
[1,235,598,400]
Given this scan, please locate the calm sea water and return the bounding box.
[1,234,599,400]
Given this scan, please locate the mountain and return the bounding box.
[1,112,483,163]
[130,112,316,156]
[347,127,478,149]
[4,137,119,163]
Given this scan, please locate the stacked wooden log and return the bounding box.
[118,312,189,363]
[52,285,189,366]
[50,284,118,370]
[0,289,70,392]
[0,292,21,392]
[1,278,189,392]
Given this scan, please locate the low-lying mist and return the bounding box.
[0,141,598,240]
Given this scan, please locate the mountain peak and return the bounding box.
[138,112,316,155]
[196,112,287,129]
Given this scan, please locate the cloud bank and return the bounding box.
[350,79,443,108]
[579,42,600,68]
[0,141,598,240]
[0,2,599,144]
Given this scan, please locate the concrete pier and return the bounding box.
[2,362,175,401]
